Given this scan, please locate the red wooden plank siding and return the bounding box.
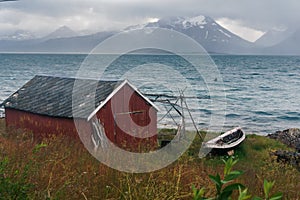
[5,108,82,138]
[96,84,157,151]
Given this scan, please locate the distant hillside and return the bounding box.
[43,26,78,40]
[255,29,290,47]
[263,28,300,55]
[0,31,115,53]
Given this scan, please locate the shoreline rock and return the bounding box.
[268,128,300,170]
[270,150,300,170]
[267,128,300,152]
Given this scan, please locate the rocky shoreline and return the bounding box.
[268,128,300,170]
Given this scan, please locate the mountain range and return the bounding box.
[0,15,299,55]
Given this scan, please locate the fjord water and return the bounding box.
[0,54,299,135]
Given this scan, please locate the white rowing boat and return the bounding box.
[202,127,245,149]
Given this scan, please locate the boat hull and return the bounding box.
[202,127,245,149]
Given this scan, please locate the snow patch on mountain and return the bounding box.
[1,30,36,41]
[218,29,231,38]
[182,16,207,28]
[124,24,147,31]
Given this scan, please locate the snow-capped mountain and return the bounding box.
[125,15,253,54]
[43,26,78,40]
[0,30,36,41]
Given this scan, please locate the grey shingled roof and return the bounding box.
[1,75,121,119]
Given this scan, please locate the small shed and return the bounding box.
[1,75,158,151]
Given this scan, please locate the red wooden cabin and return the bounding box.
[1,75,158,151]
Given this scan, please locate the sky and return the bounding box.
[0,0,299,42]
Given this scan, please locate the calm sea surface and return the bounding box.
[0,53,299,135]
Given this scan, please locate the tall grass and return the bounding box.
[0,119,299,199]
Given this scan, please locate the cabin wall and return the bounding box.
[4,108,91,140]
[96,84,157,151]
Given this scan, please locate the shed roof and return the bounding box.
[1,75,120,119]
[1,75,159,119]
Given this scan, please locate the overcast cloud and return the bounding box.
[0,0,299,41]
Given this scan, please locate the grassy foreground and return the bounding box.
[0,119,299,200]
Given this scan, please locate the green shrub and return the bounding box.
[0,157,33,200]
[192,157,283,200]
[252,179,282,200]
